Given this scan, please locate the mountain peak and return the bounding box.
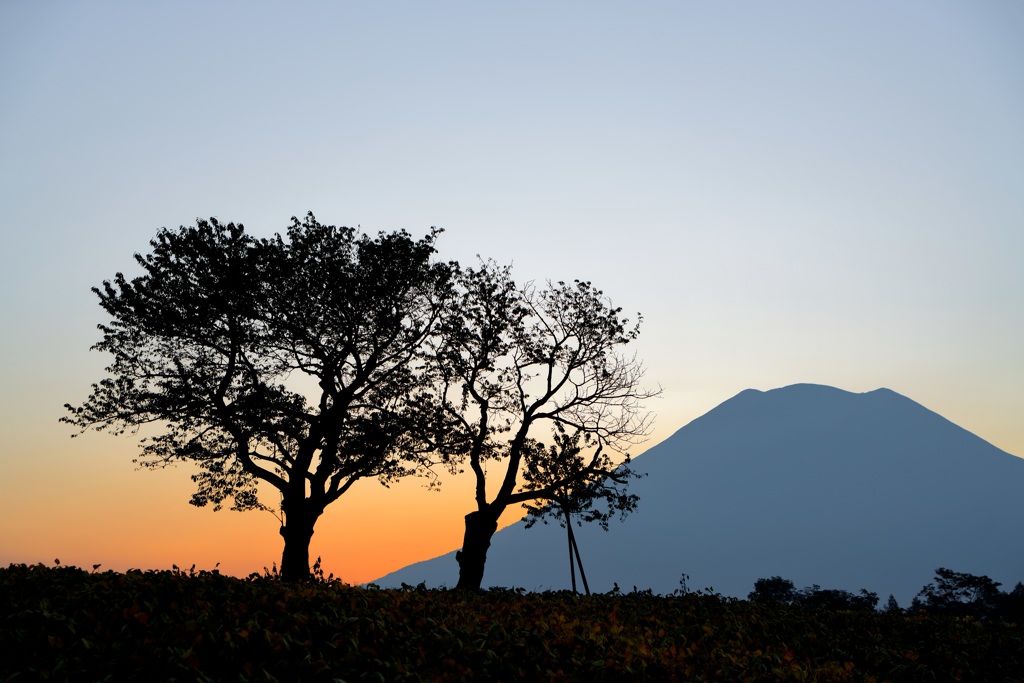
[739,383,899,400]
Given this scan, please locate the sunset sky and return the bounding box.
[2,2,1022,585]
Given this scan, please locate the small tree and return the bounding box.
[433,263,657,590]
[522,427,642,595]
[63,214,453,580]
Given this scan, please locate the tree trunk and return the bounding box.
[279,503,319,581]
[455,509,499,590]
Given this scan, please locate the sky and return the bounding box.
[1,1,1022,586]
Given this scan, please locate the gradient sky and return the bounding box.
[2,1,1022,585]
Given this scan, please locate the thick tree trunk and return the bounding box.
[279,504,319,582]
[455,510,499,590]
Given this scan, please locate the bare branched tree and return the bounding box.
[432,263,658,590]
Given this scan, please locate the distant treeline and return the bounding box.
[747,567,1024,621]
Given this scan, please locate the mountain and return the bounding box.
[372,384,1024,604]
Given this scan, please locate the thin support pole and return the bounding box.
[567,517,591,596]
[563,506,577,593]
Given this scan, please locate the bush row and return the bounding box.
[2,563,1022,682]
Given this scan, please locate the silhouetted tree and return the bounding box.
[749,577,878,611]
[64,214,453,580]
[522,428,642,595]
[911,567,1003,618]
[884,594,901,613]
[795,586,879,611]
[432,263,657,590]
[749,576,797,604]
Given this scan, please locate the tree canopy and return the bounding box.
[65,214,655,584]
[749,577,878,611]
[911,567,1009,619]
[64,214,454,580]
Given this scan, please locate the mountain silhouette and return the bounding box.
[373,384,1024,604]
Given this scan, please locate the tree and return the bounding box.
[522,428,642,596]
[748,577,878,611]
[432,263,657,590]
[911,567,1003,618]
[749,576,797,604]
[63,214,453,581]
[795,586,879,612]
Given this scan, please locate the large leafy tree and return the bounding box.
[64,213,453,580]
[433,263,657,590]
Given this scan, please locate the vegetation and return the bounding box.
[749,576,880,612]
[433,265,656,590]
[62,215,654,586]
[62,215,455,581]
[910,567,1024,621]
[4,563,1023,682]
[749,570,1024,622]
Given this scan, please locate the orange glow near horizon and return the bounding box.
[5,386,1020,587]
[0,432,534,586]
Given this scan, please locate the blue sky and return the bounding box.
[1,1,1022,581]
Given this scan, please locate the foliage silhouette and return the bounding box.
[63,214,453,580]
[796,586,879,612]
[910,567,1024,620]
[430,263,657,590]
[749,576,797,604]
[522,427,645,596]
[749,576,878,611]
[750,569,1024,619]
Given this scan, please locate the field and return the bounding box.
[2,563,1022,682]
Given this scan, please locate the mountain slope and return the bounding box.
[373,384,1024,604]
